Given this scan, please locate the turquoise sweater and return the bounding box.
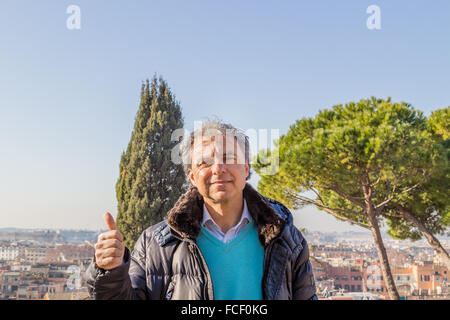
[196,220,265,300]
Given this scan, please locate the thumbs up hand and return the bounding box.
[94,212,125,270]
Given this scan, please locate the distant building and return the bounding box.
[363,261,449,298]
[311,259,364,293]
[45,244,94,263]
[0,246,21,261]
[16,285,44,300]
[413,261,449,296]
[10,263,31,272]
[0,271,22,299]
[20,247,48,264]
[44,290,90,300]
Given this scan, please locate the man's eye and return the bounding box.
[225,155,236,162]
[197,159,212,166]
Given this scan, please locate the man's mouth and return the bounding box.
[211,180,231,184]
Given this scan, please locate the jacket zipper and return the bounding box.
[196,245,211,300]
[188,240,213,300]
[262,227,286,300]
[164,226,213,300]
[261,241,274,299]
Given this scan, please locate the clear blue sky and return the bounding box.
[1,1,449,232]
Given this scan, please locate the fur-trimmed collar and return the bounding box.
[165,183,286,246]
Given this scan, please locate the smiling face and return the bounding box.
[188,134,249,204]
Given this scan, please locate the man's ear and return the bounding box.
[188,169,196,187]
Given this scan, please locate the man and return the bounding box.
[85,120,317,300]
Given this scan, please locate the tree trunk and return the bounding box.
[366,212,401,299]
[398,205,450,271]
[363,180,400,300]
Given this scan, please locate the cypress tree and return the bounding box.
[116,75,186,250]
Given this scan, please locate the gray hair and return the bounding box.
[179,118,252,183]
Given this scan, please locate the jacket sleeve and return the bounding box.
[291,228,317,300]
[85,231,149,300]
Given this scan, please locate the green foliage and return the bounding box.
[115,75,187,250]
[385,218,422,241]
[382,106,450,239]
[255,97,448,239]
[427,107,450,140]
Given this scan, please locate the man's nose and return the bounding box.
[211,161,226,175]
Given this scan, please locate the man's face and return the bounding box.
[188,134,249,204]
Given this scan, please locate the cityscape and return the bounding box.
[0,227,448,300]
[307,231,450,300]
[0,228,98,300]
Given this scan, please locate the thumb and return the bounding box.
[103,212,117,231]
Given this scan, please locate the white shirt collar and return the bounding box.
[202,198,251,232]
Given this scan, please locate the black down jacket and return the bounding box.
[85,183,317,300]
